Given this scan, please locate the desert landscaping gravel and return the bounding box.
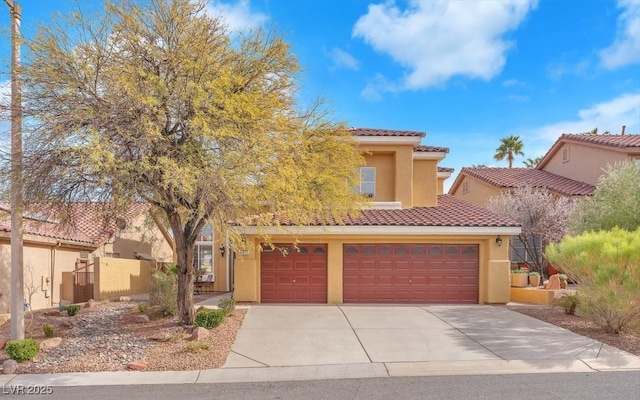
[0,299,246,374]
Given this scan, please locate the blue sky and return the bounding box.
[1,0,639,191]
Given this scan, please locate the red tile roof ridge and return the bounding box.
[349,127,426,137]
[558,133,640,148]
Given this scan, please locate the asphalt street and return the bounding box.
[1,372,638,400]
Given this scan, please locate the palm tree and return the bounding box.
[494,135,524,168]
[522,156,542,168]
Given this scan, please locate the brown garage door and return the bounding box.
[261,244,327,303]
[343,244,479,304]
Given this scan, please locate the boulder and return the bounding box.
[189,327,209,341]
[60,317,77,328]
[134,314,150,323]
[85,299,97,308]
[0,335,8,350]
[546,274,561,290]
[148,333,171,342]
[40,337,63,351]
[127,360,147,371]
[2,359,18,375]
[119,296,131,302]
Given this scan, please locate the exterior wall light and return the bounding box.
[495,236,503,247]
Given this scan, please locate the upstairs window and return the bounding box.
[359,167,376,197]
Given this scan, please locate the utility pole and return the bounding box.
[4,0,23,340]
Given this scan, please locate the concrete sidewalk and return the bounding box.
[1,305,638,387]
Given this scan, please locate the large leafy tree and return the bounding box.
[20,0,364,324]
[493,135,524,168]
[487,186,574,276]
[569,161,640,234]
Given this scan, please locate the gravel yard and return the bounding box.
[0,298,246,374]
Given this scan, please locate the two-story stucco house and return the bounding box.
[448,133,640,208]
[232,128,521,305]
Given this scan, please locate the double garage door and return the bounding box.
[260,243,479,304]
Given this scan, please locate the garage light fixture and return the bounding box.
[495,236,503,247]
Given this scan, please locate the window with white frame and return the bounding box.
[359,167,376,197]
[195,225,214,276]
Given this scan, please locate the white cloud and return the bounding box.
[352,0,538,93]
[502,79,527,87]
[532,93,640,141]
[204,0,268,31]
[599,0,640,69]
[327,48,360,71]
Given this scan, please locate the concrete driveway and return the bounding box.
[224,305,640,375]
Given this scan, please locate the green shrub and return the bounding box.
[546,228,640,333]
[43,323,54,337]
[511,269,528,274]
[553,293,579,315]
[65,304,81,316]
[194,309,226,329]
[138,303,148,313]
[185,341,210,353]
[5,338,40,362]
[217,298,235,314]
[150,270,177,316]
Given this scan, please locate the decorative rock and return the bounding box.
[190,327,209,341]
[119,296,131,302]
[127,360,147,371]
[134,314,150,323]
[148,333,171,342]
[40,337,63,351]
[60,317,77,328]
[43,310,61,316]
[546,274,561,290]
[0,335,8,350]
[2,359,18,375]
[85,299,97,308]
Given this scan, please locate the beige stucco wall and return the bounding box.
[437,177,446,195]
[363,152,395,202]
[98,213,174,262]
[542,142,631,186]
[413,160,438,207]
[234,233,512,305]
[93,257,151,300]
[450,176,502,207]
[0,238,89,313]
[360,144,415,208]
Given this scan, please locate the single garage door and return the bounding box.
[261,244,327,303]
[343,244,479,304]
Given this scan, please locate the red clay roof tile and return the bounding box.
[349,127,425,137]
[0,202,148,246]
[559,133,640,149]
[245,195,518,228]
[460,167,595,196]
[415,145,450,153]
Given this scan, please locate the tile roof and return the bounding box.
[415,145,450,153]
[558,133,640,149]
[0,202,148,246]
[460,167,595,196]
[349,127,425,138]
[242,195,519,228]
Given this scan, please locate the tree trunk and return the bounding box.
[175,232,196,325]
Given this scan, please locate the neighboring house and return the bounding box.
[232,128,521,305]
[449,133,640,208]
[0,203,173,313]
[448,133,640,267]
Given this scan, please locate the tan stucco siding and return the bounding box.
[542,143,630,186]
[363,152,395,202]
[396,147,414,208]
[234,233,512,305]
[93,257,151,300]
[99,213,174,262]
[437,177,446,195]
[0,241,86,312]
[413,160,438,207]
[450,176,502,207]
[359,144,416,208]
